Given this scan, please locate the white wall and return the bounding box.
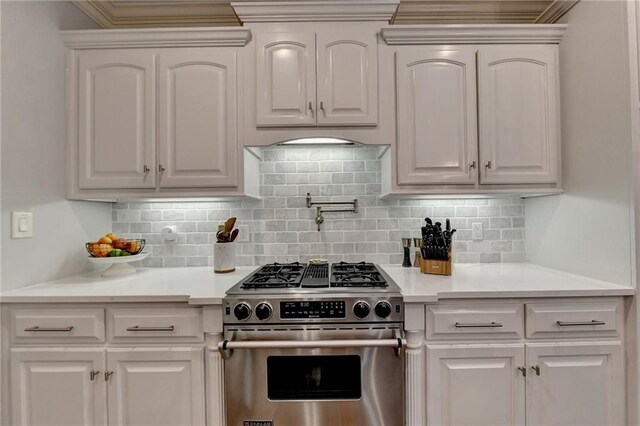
[525,0,634,286]
[0,1,111,292]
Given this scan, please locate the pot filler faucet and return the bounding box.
[306,193,358,231]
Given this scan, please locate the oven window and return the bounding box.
[267,355,361,400]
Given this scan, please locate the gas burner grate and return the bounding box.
[242,274,301,289]
[332,261,378,274]
[331,272,387,287]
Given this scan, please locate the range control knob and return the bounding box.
[255,302,273,321]
[375,301,392,318]
[353,301,371,319]
[233,302,252,321]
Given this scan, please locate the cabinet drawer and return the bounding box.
[11,308,105,344]
[108,308,204,343]
[426,304,524,340]
[526,301,621,339]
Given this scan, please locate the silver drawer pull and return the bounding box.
[24,326,74,332]
[556,320,606,327]
[126,325,175,332]
[455,322,503,328]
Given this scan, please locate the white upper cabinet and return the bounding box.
[78,50,156,190]
[478,45,560,184]
[65,28,255,200]
[256,32,316,127]
[317,31,378,126]
[255,30,378,128]
[158,49,238,188]
[396,48,478,185]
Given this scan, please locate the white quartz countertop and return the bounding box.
[0,266,258,304]
[0,263,633,304]
[383,263,635,302]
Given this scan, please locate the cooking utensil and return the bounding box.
[230,228,240,242]
[217,231,230,242]
[223,217,236,234]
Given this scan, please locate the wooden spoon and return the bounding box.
[223,217,236,234]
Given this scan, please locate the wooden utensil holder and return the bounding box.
[419,250,452,276]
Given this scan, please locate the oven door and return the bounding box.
[221,325,405,426]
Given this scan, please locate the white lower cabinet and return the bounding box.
[526,342,625,426]
[107,348,205,426]
[426,344,525,426]
[4,305,208,426]
[10,348,107,426]
[9,347,206,426]
[423,299,626,426]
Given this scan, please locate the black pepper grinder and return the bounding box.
[401,238,412,267]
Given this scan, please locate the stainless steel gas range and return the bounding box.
[219,261,405,426]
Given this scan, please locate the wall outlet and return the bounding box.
[236,225,250,242]
[471,222,483,241]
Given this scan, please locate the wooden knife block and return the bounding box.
[419,250,452,276]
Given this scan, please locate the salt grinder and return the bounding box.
[401,238,412,267]
[413,238,423,267]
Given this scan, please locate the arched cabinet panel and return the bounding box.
[157,49,238,188]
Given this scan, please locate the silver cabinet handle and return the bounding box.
[90,370,100,381]
[320,101,324,111]
[469,161,476,170]
[158,164,165,173]
[532,365,541,376]
[24,326,74,332]
[126,325,175,332]
[485,161,492,169]
[455,322,503,328]
[517,366,526,377]
[104,371,114,381]
[143,165,150,174]
[308,101,313,112]
[556,320,606,326]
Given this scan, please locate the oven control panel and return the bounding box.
[280,301,346,319]
[223,295,403,324]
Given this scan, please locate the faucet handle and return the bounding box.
[315,207,324,231]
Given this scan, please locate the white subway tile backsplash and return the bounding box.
[111,146,525,267]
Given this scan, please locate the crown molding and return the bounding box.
[70,0,576,28]
[381,23,566,44]
[534,0,579,23]
[230,0,399,22]
[61,27,252,49]
[71,0,240,29]
[392,0,552,24]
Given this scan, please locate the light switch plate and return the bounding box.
[12,212,33,239]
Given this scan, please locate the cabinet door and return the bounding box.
[78,50,156,189]
[157,49,238,188]
[10,348,106,426]
[396,48,478,185]
[256,32,316,127]
[106,347,205,426]
[478,45,559,184]
[317,31,378,126]
[426,344,525,426]
[526,342,625,426]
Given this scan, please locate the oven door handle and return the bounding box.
[218,338,407,359]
